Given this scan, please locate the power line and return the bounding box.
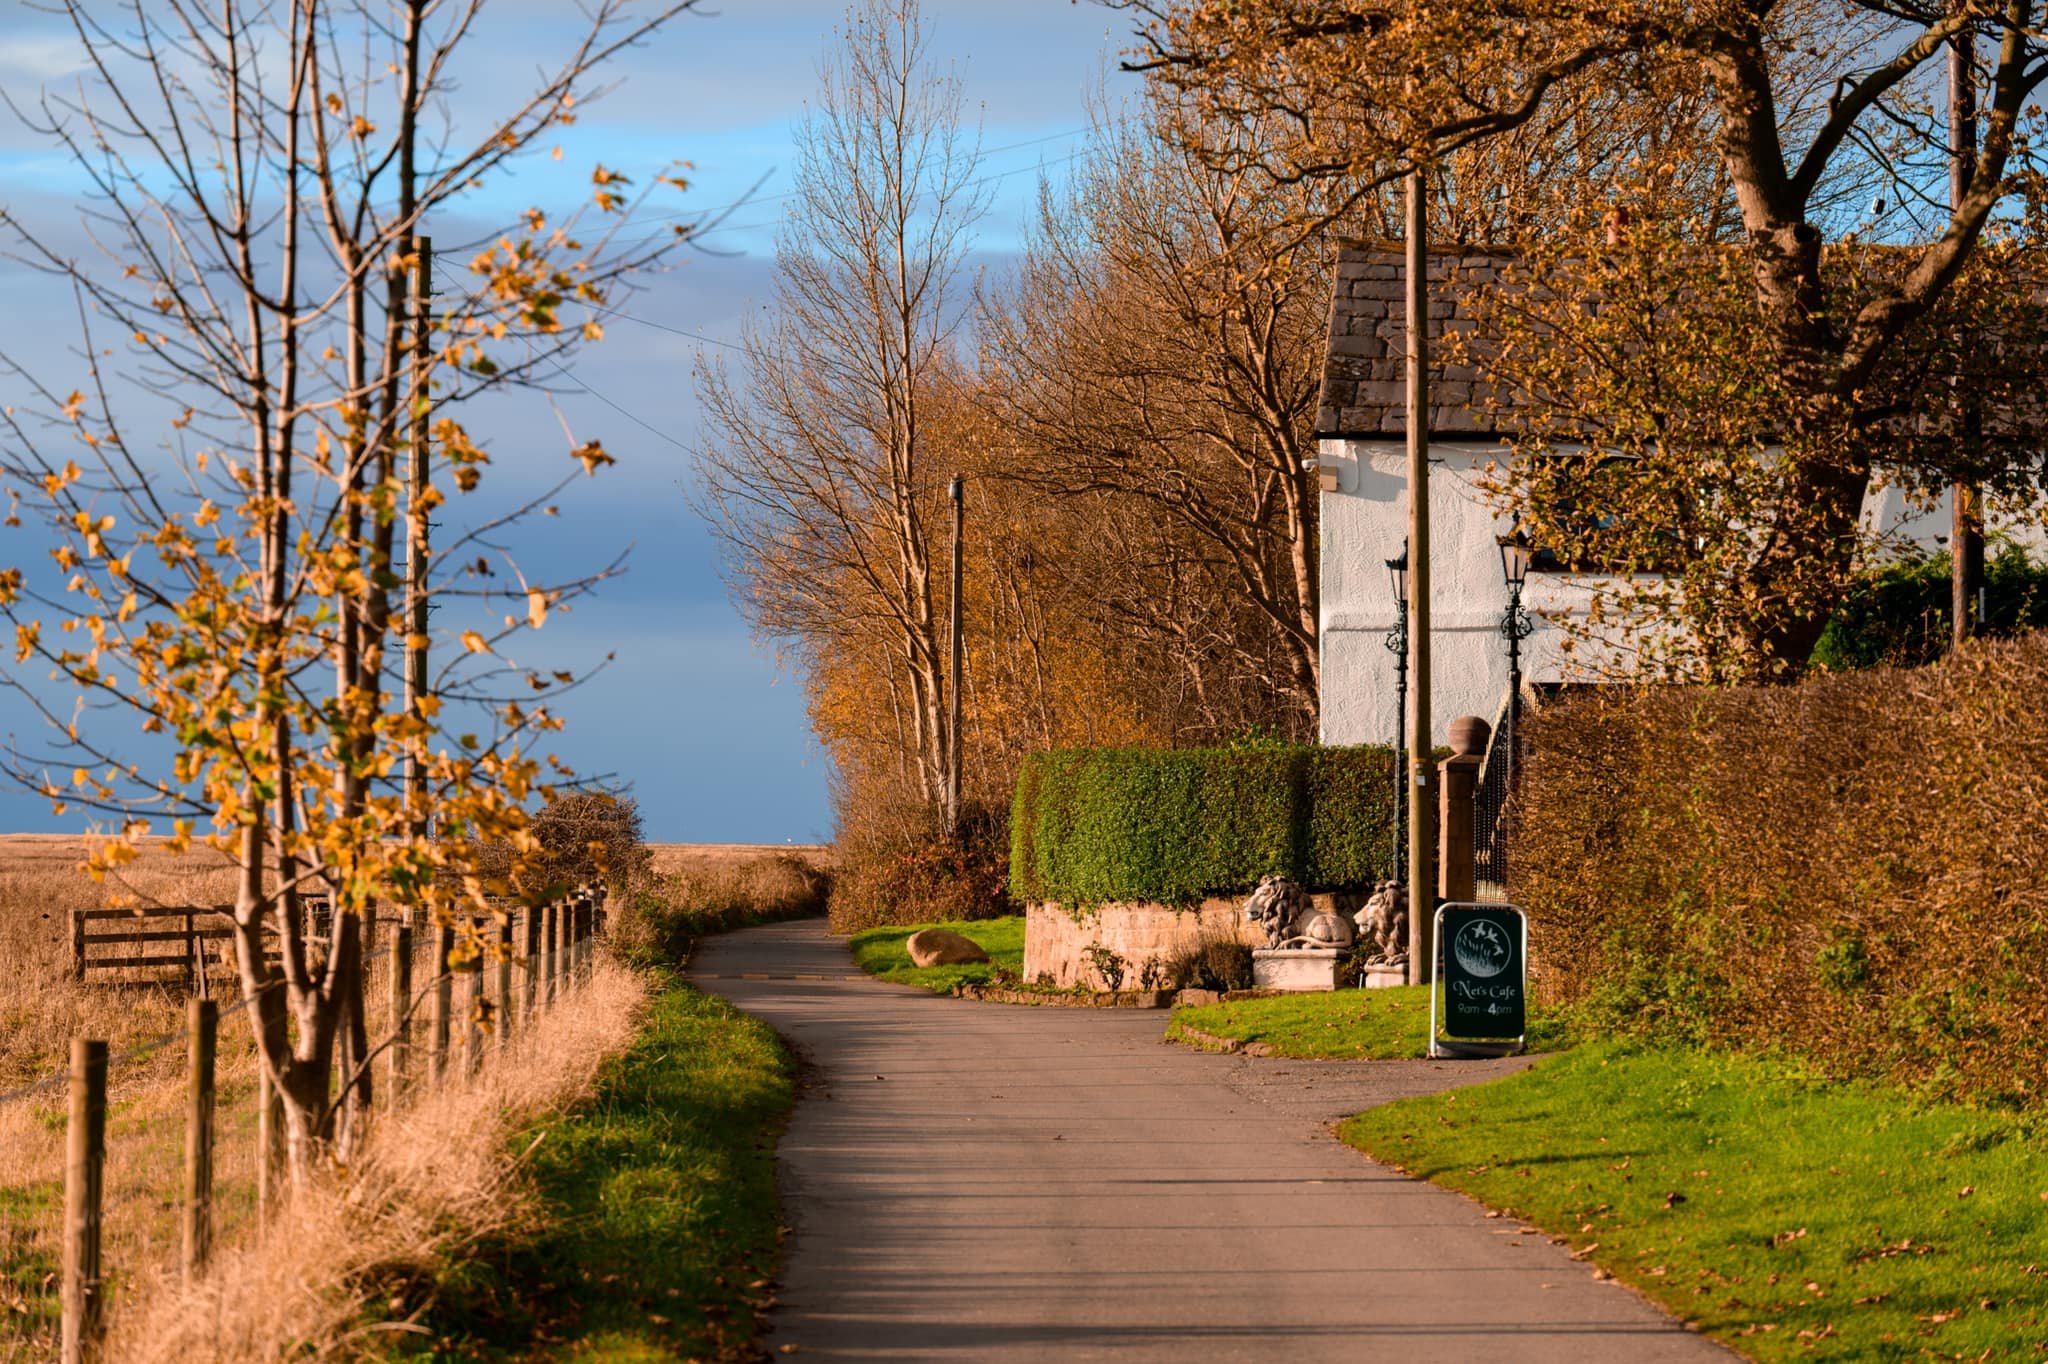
[609,309,743,353]
[536,352,693,454]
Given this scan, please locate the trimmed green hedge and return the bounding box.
[1009,743,1405,907]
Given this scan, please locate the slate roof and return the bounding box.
[1314,244,1516,441]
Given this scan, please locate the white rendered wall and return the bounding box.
[1317,439,1599,747]
[1314,439,2039,748]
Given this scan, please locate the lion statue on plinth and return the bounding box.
[1352,880,1409,967]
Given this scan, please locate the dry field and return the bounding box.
[1,835,246,1089]
[0,837,823,1357]
[645,841,833,876]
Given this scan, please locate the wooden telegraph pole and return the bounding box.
[1950,24,1983,649]
[405,234,433,834]
[1404,168,1436,986]
[946,474,965,839]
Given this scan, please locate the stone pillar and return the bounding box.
[1438,715,1490,907]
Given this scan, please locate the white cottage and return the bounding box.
[1311,243,2008,748]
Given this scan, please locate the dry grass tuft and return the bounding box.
[103,958,647,1364]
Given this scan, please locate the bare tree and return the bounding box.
[0,0,699,1175]
[981,105,1332,732]
[693,0,986,821]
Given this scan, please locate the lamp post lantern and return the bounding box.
[1496,526,1536,736]
[1383,543,1409,884]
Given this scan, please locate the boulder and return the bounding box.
[906,928,991,968]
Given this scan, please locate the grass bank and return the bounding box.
[405,973,793,1360]
[1169,987,1567,1059]
[1341,1042,2048,1359]
[847,916,1025,993]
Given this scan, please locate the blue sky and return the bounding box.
[0,1,1134,842]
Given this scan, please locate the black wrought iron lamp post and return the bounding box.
[1384,542,1410,883]
[1495,525,1537,751]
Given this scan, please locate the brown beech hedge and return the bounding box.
[1515,634,2048,1110]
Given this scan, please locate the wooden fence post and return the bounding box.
[431,920,453,1083]
[182,997,216,1281]
[495,913,514,1051]
[61,1037,107,1364]
[581,893,594,979]
[572,895,586,984]
[532,901,548,1007]
[70,910,85,983]
[387,922,413,1106]
[565,896,578,986]
[465,921,485,1076]
[545,901,561,1005]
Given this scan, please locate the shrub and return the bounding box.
[529,791,652,895]
[1155,935,1256,992]
[1515,632,2048,1110]
[825,797,1013,934]
[457,791,652,901]
[1008,742,1403,907]
[1813,538,2048,672]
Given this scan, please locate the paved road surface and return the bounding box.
[690,919,1728,1362]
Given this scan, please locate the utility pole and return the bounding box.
[946,474,965,839]
[405,236,433,841]
[1950,21,1983,649]
[1404,169,1435,987]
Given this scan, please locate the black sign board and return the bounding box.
[1437,905,1525,1040]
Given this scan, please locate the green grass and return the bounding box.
[846,916,1025,993]
[1341,1042,2048,1359]
[1169,986,1567,1059]
[404,975,793,1360]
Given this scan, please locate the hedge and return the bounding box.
[1515,633,2048,1111]
[1008,743,1403,907]
[1812,538,2048,672]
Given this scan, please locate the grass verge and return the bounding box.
[1169,986,1567,1059]
[1340,1042,2048,1359]
[410,973,793,1360]
[846,916,1025,994]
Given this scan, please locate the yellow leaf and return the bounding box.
[461,631,490,653]
[526,590,548,629]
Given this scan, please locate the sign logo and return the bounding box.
[1452,919,1511,979]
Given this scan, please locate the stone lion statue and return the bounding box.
[1243,874,1311,948]
[1352,880,1409,966]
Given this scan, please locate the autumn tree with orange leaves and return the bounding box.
[1120,0,2048,678]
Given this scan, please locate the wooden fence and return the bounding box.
[69,899,350,991]
[51,887,607,1362]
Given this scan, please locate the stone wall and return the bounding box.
[1024,893,1366,990]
